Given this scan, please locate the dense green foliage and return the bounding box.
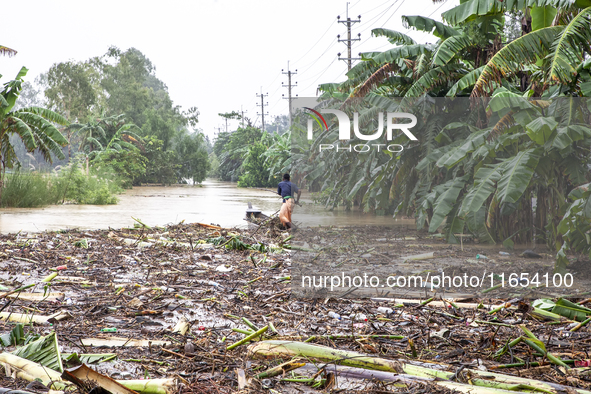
[281,0,591,270]
[1,47,209,206]
[213,125,288,187]
[2,162,121,208]
[39,47,209,186]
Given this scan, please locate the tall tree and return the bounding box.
[44,61,99,122]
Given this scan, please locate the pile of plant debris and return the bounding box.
[0,220,590,393]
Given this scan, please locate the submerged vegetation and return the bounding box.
[1,47,210,207]
[1,161,121,208]
[2,1,590,271]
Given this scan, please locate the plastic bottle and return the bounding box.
[476,254,488,259]
[351,313,368,321]
[377,307,393,314]
[327,311,341,320]
[498,251,510,256]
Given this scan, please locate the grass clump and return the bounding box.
[1,160,122,208]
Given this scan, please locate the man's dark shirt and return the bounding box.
[277,181,298,203]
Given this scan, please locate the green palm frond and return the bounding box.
[345,58,378,80]
[447,66,485,96]
[414,54,431,79]
[405,64,465,97]
[441,0,504,26]
[371,45,430,66]
[472,26,564,96]
[548,7,591,84]
[13,111,69,146]
[371,28,417,45]
[442,0,580,26]
[33,126,67,161]
[401,15,459,39]
[9,116,36,150]
[85,137,104,152]
[348,62,400,101]
[17,107,69,126]
[432,35,475,66]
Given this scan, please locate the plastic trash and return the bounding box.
[377,307,393,314]
[101,327,117,332]
[350,313,367,321]
[400,312,419,321]
[476,254,488,259]
[401,252,435,261]
[327,311,341,320]
[498,251,510,256]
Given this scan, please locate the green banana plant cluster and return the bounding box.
[285,0,591,270]
[0,67,69,203]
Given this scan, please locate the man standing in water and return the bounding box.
[277,173,301,230]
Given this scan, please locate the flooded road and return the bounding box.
[0,179,409,234]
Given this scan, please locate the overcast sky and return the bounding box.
[2,0,455,139]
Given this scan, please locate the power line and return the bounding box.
[356,0,399,36]
[380,0,406,28]
[300,57,337,93]
[294,38,338,75]
[292,21,336,66]
[293,0,392,73]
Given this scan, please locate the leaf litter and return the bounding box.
[0,221,589,393]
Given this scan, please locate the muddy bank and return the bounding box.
[0,222,590,393]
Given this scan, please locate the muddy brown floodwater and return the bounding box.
[0,179,410,234]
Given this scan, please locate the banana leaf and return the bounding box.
[551,298,591,321]
[532,298,555,311]
[0,323,25,347]
[63,352,117,365]
[11,331,63,372]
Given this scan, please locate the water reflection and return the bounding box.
[0,179,408,234]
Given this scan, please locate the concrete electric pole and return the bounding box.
[337,3,361,71]
[256,89,269,132]
[282,61,297,128]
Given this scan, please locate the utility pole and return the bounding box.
[256,88,269,132]
[337,2,361,71]
[281,61,297,128]
[240,105,247,128]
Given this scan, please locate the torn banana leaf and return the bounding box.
[63,352,117,364]
[0,323,25,347]
[551,298,591,321]
[11,331,63,372]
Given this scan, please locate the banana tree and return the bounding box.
[0,67,69,204]
[69,114,142,174]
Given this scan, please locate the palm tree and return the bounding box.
[0,66,69,203]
